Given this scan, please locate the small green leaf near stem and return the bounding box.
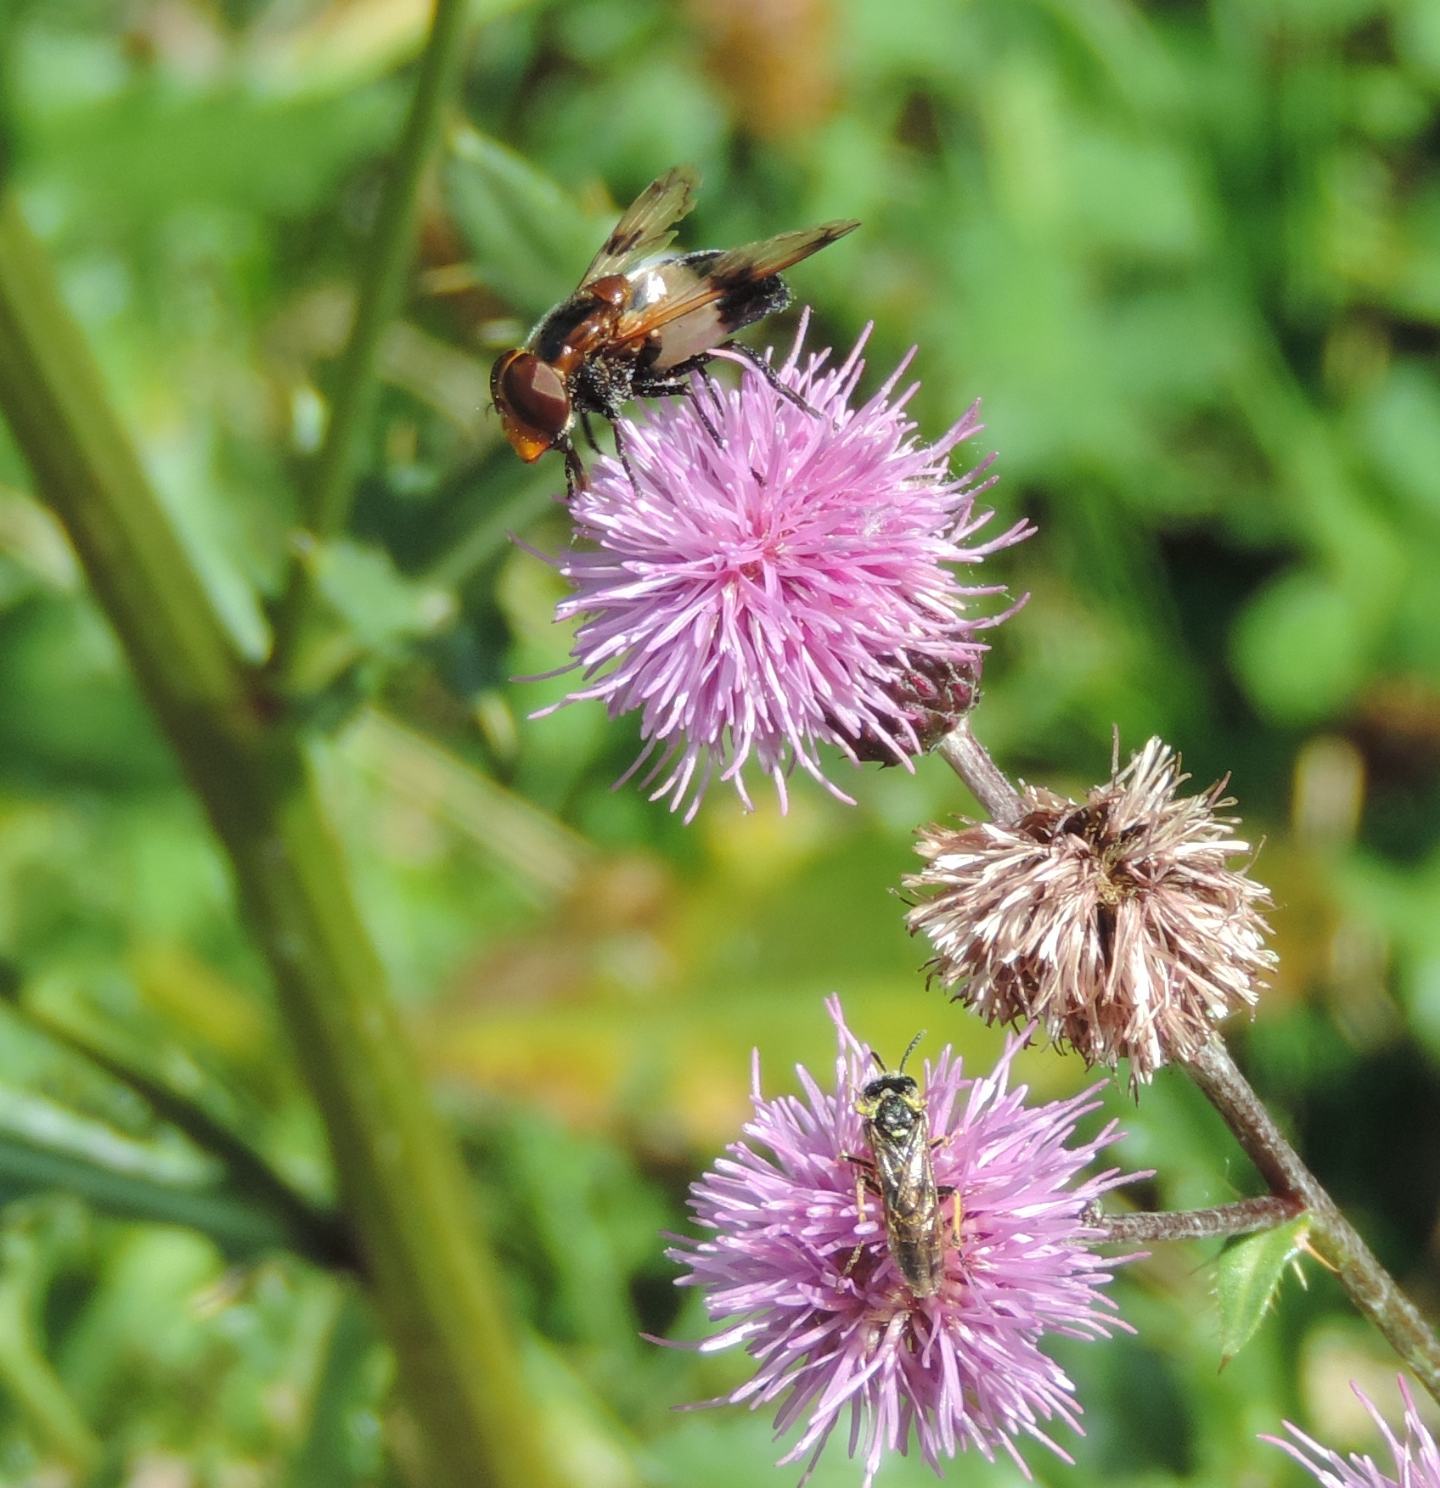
[1184,1036,1440,1402]
[1214,1215,1311,1367]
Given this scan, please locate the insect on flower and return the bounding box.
[849,1032,958,1300]
[665,996,1134,1484]
[489,164,858,493]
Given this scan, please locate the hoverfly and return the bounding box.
[847,1032,958,1300]
[489,165,859,493]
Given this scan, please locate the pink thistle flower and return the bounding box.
[905,738,1275,1084]
[1264,1377,1440,1486]
[664,995,1134,1485]
[536,320,1031,820]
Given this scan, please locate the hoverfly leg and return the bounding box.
[661,364,726,448]
[561,441,587,500]
[632,358,728,449]
[687,383,725,449]
[609,417,642,492]
[579,408,604,455]
[639,376,726,449]
[725,341,825,422]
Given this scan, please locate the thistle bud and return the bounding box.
[831,653,981,765]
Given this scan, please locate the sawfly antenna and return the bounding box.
[897,1031,925,1076]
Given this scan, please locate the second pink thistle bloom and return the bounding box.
[1266,1377,1440,1486]
[666,996,1135,1485]
[538,323,1030,819]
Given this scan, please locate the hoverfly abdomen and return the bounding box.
[853,1038,951,1301]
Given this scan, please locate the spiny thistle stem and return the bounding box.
[1085,1196,1302,1244]
[1184,1037,1440,1401]
[935,718,1025,824]
[931,723,1440,1404]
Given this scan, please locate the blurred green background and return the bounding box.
[1,0,1439,1482]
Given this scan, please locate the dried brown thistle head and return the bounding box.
[905,738,1276,1084]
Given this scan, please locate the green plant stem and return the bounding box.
[268,0,471,687]
[0,192,560,1488]
[935,717,1440,1405]
[1184,1038,1440,1402]
[0,1287,101,1475]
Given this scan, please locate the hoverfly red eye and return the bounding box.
[495,352,570,436]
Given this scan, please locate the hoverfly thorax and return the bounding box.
[852,1035,952,1300]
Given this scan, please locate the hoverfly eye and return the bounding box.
[498,353,571,435]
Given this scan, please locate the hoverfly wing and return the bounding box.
[610,218,860,370]
[676,219,861,297]
[580,165,701,285]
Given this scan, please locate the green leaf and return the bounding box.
[309,538,456,654]
[1231,568,1372,723]
[1214,1214,1311,1366]
[39,85,402,227]
[445,130,609,321]
[283,1289,384,1488]
[0,1083,347,1268]
[1,997,352,1271]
